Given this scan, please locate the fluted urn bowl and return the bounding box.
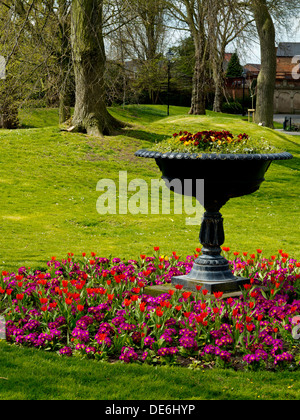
[135,149,293,293]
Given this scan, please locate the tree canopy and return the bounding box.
[1,0,300,131]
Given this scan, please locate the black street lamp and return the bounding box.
[166,49,174,116]
[242,70,247,116]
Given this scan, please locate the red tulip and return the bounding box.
[40,297,48,304]
[232,308,239,317]
[156,308,164,317]
[124,299,131,307]
[139,302,146,312]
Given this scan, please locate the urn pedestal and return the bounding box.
[135,150,293,293]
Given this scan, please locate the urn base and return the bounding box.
[171,274,250,294]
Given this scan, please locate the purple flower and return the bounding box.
[202,345,221,356]
[143,336,155,349]
[157,347,179,357]
[23,319,40,331]
[218,350,231,363]
[75,343,86,350]
[243,349,269,364]
[119,346,138,363]
[215,335,233,347]
[86,346,96,354]
[274,352,294,366]
[76,316,94,330]
[71,327,89,343]
[59,346,72,356]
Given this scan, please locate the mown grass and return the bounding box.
[0,105,298,272]
[0,341,299,400]
[0,105,299,400]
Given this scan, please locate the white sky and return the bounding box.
[240,18,300,64]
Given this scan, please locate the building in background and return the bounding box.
[274,42,300,114]
[224,43,300,114]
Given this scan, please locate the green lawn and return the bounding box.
[0,105,298,272]
[1,341,299,400]
[0,105,299,400]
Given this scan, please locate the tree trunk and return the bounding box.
[71,0,124,136]
[251,0,276,128]
[59,85,71,124]
[58,0,72,124]
[212,60,224,113]
[213,82,223,113]
[189,43,206,115]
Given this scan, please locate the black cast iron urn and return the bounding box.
[135,149,293,293]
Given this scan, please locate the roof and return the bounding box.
[244,63,261,71]
[277,42,300,57]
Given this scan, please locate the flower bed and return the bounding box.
[0,248,300,371]
[151,130,279,154]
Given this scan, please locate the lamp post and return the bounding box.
[242,70,247,116]
[166,49,174,116]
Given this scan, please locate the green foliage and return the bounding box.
[132,56,168,105]
[171,37,194,89]
[226,52,243,78]
[222,101,243,115]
